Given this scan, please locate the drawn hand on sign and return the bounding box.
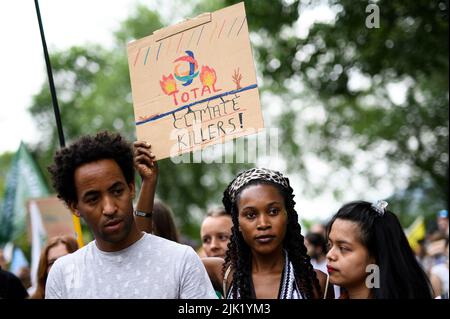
[232,68,242,90]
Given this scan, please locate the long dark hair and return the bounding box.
[326,201,433,299]
[152,199,180,243]
[223,178,321,299]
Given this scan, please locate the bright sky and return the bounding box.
[0,1,399,223]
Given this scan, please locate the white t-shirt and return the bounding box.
[45,233,216,299]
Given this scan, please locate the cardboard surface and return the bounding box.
[127,2,264,159]
[27,196,75,239]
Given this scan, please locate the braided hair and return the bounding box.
[222,168,321,299]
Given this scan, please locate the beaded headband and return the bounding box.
[226,168,290,203]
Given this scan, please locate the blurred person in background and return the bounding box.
[0,248,8,270]
[304,232,327,274]
[0,267,28,299]
[415,239,434,276]
[135,198,180,242]
[30,235,79,299]
[427,236,448,267]
[200,207,232,258]
[17,266,32,292]
[0,246,29,300]
[436,210,449,238]
[309,223,326,238]
[430,238,449,299]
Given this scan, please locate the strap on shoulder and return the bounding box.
[223,265,232,298]
[323,273,330,299]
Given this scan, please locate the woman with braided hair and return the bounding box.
[203,168,332,299]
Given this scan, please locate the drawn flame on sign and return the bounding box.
[199,66,217,88]
[160,74,178,95]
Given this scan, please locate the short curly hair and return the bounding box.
[48,131,135,204]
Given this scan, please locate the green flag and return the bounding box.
[0,142,49,244]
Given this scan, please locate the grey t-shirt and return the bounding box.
[45,233,217,299]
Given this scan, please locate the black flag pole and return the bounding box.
[34,0,65,148]
[33,0,84,246]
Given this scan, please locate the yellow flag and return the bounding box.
[405,216,426,252]
[71,214,84,248]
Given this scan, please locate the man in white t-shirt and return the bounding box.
[45,131,216,299]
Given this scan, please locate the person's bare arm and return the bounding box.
[202,257,226,293]
[430,273,442,297]
[134,141,158,232]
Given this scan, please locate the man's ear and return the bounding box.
[68,201,81,217]
[129,181,136,199]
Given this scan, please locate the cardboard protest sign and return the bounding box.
[127,2,264,160]
[27,196,75,239]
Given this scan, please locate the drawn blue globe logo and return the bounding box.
[173,50,199,86]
